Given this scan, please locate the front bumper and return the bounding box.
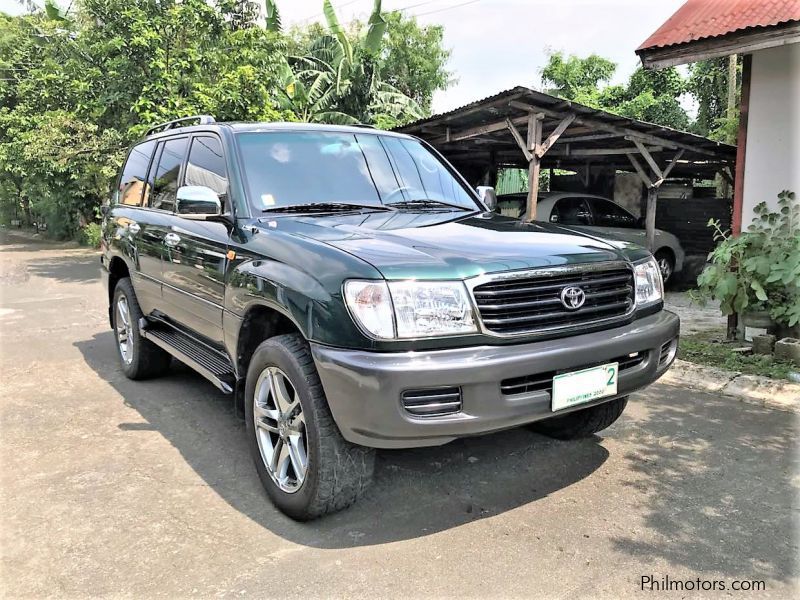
[311,310,680,448]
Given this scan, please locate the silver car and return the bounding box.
[498,192,684,282]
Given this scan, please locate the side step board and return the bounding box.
[139,318,235,394]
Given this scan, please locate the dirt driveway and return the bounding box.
[1,230,797,598]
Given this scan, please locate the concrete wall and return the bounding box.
[613,172,643,217]
[741,43,800,226]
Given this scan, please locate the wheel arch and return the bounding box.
[107,256,131,326]
[235,303,304,378]
[654,246,675,262]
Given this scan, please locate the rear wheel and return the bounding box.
[245,334,374,520]
[112,278,172,379]
[530,396,628,440]
[654,250,675,283]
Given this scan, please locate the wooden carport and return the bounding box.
[395,86,736,250]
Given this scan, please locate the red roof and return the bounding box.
[638,0,800,51]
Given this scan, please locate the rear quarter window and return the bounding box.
[116,141,156,206]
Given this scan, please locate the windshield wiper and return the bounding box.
[386,199,473,212]
[262,202,394,213]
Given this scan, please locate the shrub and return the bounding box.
[79,222,102,248]
[693,190,800,327]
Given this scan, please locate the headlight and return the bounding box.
[634,257,664,307]
[389,281,477,338]
[344,280,477,339]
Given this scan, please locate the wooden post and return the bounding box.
[488,151,497,188]
[645,186,658,250]
[732,54,752,236]
[525,113,544,221]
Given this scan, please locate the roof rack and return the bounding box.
[144,115,216,137]
[352,123,376,129]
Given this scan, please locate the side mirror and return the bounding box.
[176,186,222,219]
[476,186,498,212]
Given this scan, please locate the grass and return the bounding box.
[678,331,797,382]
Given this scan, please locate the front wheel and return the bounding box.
[529,396,628,440]
[245,334,375,520]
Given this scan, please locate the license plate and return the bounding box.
[551,362,618,412]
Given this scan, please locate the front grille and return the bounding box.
[500,351,645,396]
[401,387,462,417]
[472,265,634,335]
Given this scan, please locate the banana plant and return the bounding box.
[264,0,281,32]
[269,0,420,125]
[276,63,358,124]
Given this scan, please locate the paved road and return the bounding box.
[1,230,797,599]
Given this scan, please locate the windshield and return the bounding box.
[236,131,479,212]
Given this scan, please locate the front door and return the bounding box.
[160,134,231,344]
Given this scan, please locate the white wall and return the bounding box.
[741,43,800,227]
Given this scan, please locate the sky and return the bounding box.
[1,0,687,113]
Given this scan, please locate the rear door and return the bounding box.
[108,139,160,313]
[131,136,190,314]
[160,134,230,344]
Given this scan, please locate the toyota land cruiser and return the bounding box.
[101,116,679,520]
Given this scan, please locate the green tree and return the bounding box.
[0,0,289,238]
[540,51,689,130]
[687,56,740,141]
[377,11,453,114]
[540,51,616,102]
[275,0,423,126]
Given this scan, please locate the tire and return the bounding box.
[111,277,172,379]
[530,396,628,440]
[654,250,675,284]
[245,333,375,520]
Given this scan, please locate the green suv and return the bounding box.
[101,116,679,520]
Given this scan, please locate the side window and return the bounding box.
[590,199,637,228]
[185,136,229,211]
[116,141,156,206]
[150,137,188,212]
[553,197,593,225]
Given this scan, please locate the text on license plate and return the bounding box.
[551,362,618,412]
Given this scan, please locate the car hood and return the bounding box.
[258,210,646,280]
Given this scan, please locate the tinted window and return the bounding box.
[150,137,188,212]
[236,132,476,211]
[185,136,229,211]
[589,199,637,228]
[553,197,593,225]
[116,141,156,206]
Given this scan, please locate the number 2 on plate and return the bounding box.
[607,366,616,386]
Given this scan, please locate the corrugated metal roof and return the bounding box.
[638,0,800,51]
[397,86,735,154]
[396,86,735,180]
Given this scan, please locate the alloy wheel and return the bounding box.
[253,366,308,493]
[657,256,673,282]
[115,294,134,364]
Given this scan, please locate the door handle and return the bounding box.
[127,222,141,235]
[164,232,181,247]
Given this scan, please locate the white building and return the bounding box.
[637,0,800,233]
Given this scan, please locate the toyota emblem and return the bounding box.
[560,286,586,310]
